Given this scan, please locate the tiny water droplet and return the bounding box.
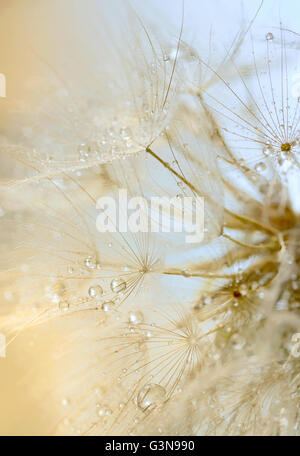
[62,398,70,407]
[120,127,132,140]
[266,32,274,41]
[85,256,97,270]
[255,162,266,173]
[97,408,106,417]
[111,277,126,293]
[88,285,103,298]
[182,269,191,277]
[102,301,114,312]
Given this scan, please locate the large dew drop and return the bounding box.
[129,311,144,325]
[111,277,126,293]
[136,384,166,412]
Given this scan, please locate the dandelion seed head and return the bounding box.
[281,142,292,152]
[1,0,300,437]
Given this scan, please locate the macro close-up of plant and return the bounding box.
[0,0,299,437]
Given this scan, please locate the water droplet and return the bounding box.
[102,301,114,312]
[266,32,274,41]
[78,144,89,162]
[263,146,272,156]
[136,384,166,412]
[111,278,126,293]
[62,398,70,407]
[182,269,191,277]
[120,127,132,140]
[255,162,266,173]
[129,311,144,325]
[88,285,103,298]
[85,256,97,270]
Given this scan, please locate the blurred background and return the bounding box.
[0,0,299,435]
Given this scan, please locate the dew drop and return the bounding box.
[85,256,97,270]
[120,127,132,140]
[111,277,126,293]
[62,398,70,407]
[88,285,103,298]
[182,269,191,277]
[102,301,114,312]
[129,311,144,325]
[78,144,89,162]
[97,407,106,417]
[263,146,272,156]
[255,162,266,173]
[136,384,166,412]
[266,32,274,41]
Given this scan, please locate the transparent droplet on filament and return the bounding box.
[136,384,166,412]
[111,278,126,293]
[129,311,144,325]
[88,285,103,298]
